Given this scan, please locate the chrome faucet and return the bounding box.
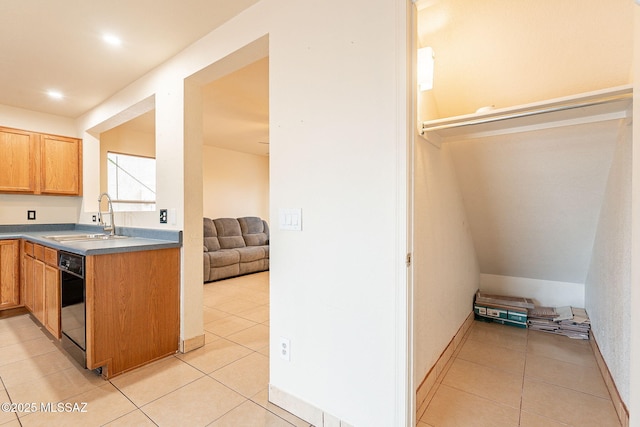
[97,192,116,235]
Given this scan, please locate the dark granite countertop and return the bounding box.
[0,223,182,256]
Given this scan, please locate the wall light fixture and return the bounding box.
[418,46,435,91]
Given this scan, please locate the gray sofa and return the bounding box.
[203,216,269,282]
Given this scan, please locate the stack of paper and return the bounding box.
[475,292,535,309]
[527,306,591,339]
[473,291,530,328]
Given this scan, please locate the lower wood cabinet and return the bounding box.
[0,240,20,310]
[32,258,45,323]
[19,239,179,378]
[22,241,60,339]
[43,263,60,338]
[22,251,34,311]
[86,248,180,379]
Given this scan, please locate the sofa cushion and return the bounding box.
[236,246,266,263]
[203,218,221,251]
[238,216,269,246]
[203,253,211,281]
[206,249,240,267]
[214,218,246,249]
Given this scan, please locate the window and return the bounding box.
[107,152,156,211]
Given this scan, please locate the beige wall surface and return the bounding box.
[585,120,632,406]
[412,140,480,385]
[0,104,81,225]
[202,145,268,220]
[417,0,633,119]
[99,126,156,195]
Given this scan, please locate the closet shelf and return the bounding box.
[420,85,633,145]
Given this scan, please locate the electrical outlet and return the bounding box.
[27,210,36,220]
[92,215,97,222]
[279,337,291,362]
[159,209,168,224]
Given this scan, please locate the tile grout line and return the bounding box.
[106,377,160,426]
[0,375,22,427]
[517,328,529,427]
[245,391,300,427]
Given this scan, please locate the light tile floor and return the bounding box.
[418,320,622,427]
[0,272,622,427]
[0,271,312,427]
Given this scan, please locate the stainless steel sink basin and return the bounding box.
[45,233,129,242]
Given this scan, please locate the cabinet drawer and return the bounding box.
[34,244,44,261]
[44,247,57,267]
[23,240,34,257]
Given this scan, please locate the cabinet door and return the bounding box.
[0,240,20,309]
[44,264,60,338]
[40,134,82,195]
[33,259,45,323]
[23,254,35,311]
[0,128,36,193]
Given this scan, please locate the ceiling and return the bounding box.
[119,56,269,156]
[0,0,259,118]
[202,57,269,155]
[1,1,633,156]
[0,0,268,155]
[417,0,634,120]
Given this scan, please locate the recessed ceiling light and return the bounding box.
[102,34,122,46]
[47,90,64,100]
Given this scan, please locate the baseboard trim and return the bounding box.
[180,334,205,353]
[268,384,354,427]
[590,332,629,427]
[416,311,475,420]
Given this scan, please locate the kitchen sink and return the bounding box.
[44,234,129,242]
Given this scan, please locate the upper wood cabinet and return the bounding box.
[40,134,82,195]
[0,126,82,196]
[0,128,37,193]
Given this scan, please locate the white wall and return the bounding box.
[585,120,632,406]
[202,145,268,220]
[267,1,410,424]
[0,104,81,225]
[413,140,480,385]
[480,274,584,308]
[448,123,618,287]
[73,1,411,425]
[631,8,640,426]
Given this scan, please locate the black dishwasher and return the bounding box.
[58,251,86,368]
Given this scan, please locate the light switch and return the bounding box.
[279,208,302,231]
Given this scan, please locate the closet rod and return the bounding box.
[421,92,632,134]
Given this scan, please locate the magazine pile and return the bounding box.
[527,306,591,340]
[473,291,591,339]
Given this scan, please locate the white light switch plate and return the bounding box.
[279,208,302,231]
